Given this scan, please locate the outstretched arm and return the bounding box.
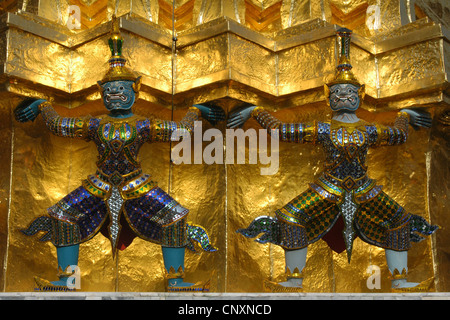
[15,99,90,139]
[150,104,225,142]
[374,109,431,146]
[150,107,200,142]
[228,105,317,144]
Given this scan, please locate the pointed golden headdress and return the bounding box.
[327,28,361,87]
[99,15,139,84]
[325,28,364,104]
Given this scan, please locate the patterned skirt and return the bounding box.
[21,184,216,253]
[237,187,437,253]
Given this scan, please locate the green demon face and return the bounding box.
[100,80,136,112]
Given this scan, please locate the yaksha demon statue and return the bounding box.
[15,16,223,292]
[230,28,438,293]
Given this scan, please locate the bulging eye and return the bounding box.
[119,86,124,90]
[106,87,111,92]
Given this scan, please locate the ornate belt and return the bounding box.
[310,173,382,204]
[322,173,369,191]
[97,169,143,187]
[82,169,157,252]
[82,169,156,200]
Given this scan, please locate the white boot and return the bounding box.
[385,249,433,292]
[264,247,307,292]
[278,247,307,288]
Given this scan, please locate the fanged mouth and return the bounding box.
[105,93,128,103]
[332,97,358,107]
[334,96,355,102]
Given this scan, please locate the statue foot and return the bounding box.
[34,276,76,292]
[166,278,211,292]
[391,277,434,293]
[162,247,212,292]
[264,279,303,293]
[277,278,303,288]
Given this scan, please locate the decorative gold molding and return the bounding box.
[0,12,448,110]
[69,0,108,30]
[244,0,282,32]
[330,1,368,31]
[158,0,195,31]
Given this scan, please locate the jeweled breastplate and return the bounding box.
[318,123,373,261]
[325,126,369,186]
[87,117,150,251]
[96,120,141,177]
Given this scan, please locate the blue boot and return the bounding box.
[35,244,80,291]
[162,246,210,292]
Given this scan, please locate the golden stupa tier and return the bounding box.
[0,0,448,293]
[0,0,448,111]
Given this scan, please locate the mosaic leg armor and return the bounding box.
[22,183,216,292]
[237,188,437,253]
[16,16,223,292]
[236,29,437,293]
[21,185,216,285]
[18,102,218,292]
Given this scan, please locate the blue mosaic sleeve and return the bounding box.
[146,107,201,142]
[252,107,318,144]
[39,101,92,140]
[369,112,409,146]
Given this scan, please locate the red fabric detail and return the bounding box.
[321,215,349,254]
[100,216,137,251]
